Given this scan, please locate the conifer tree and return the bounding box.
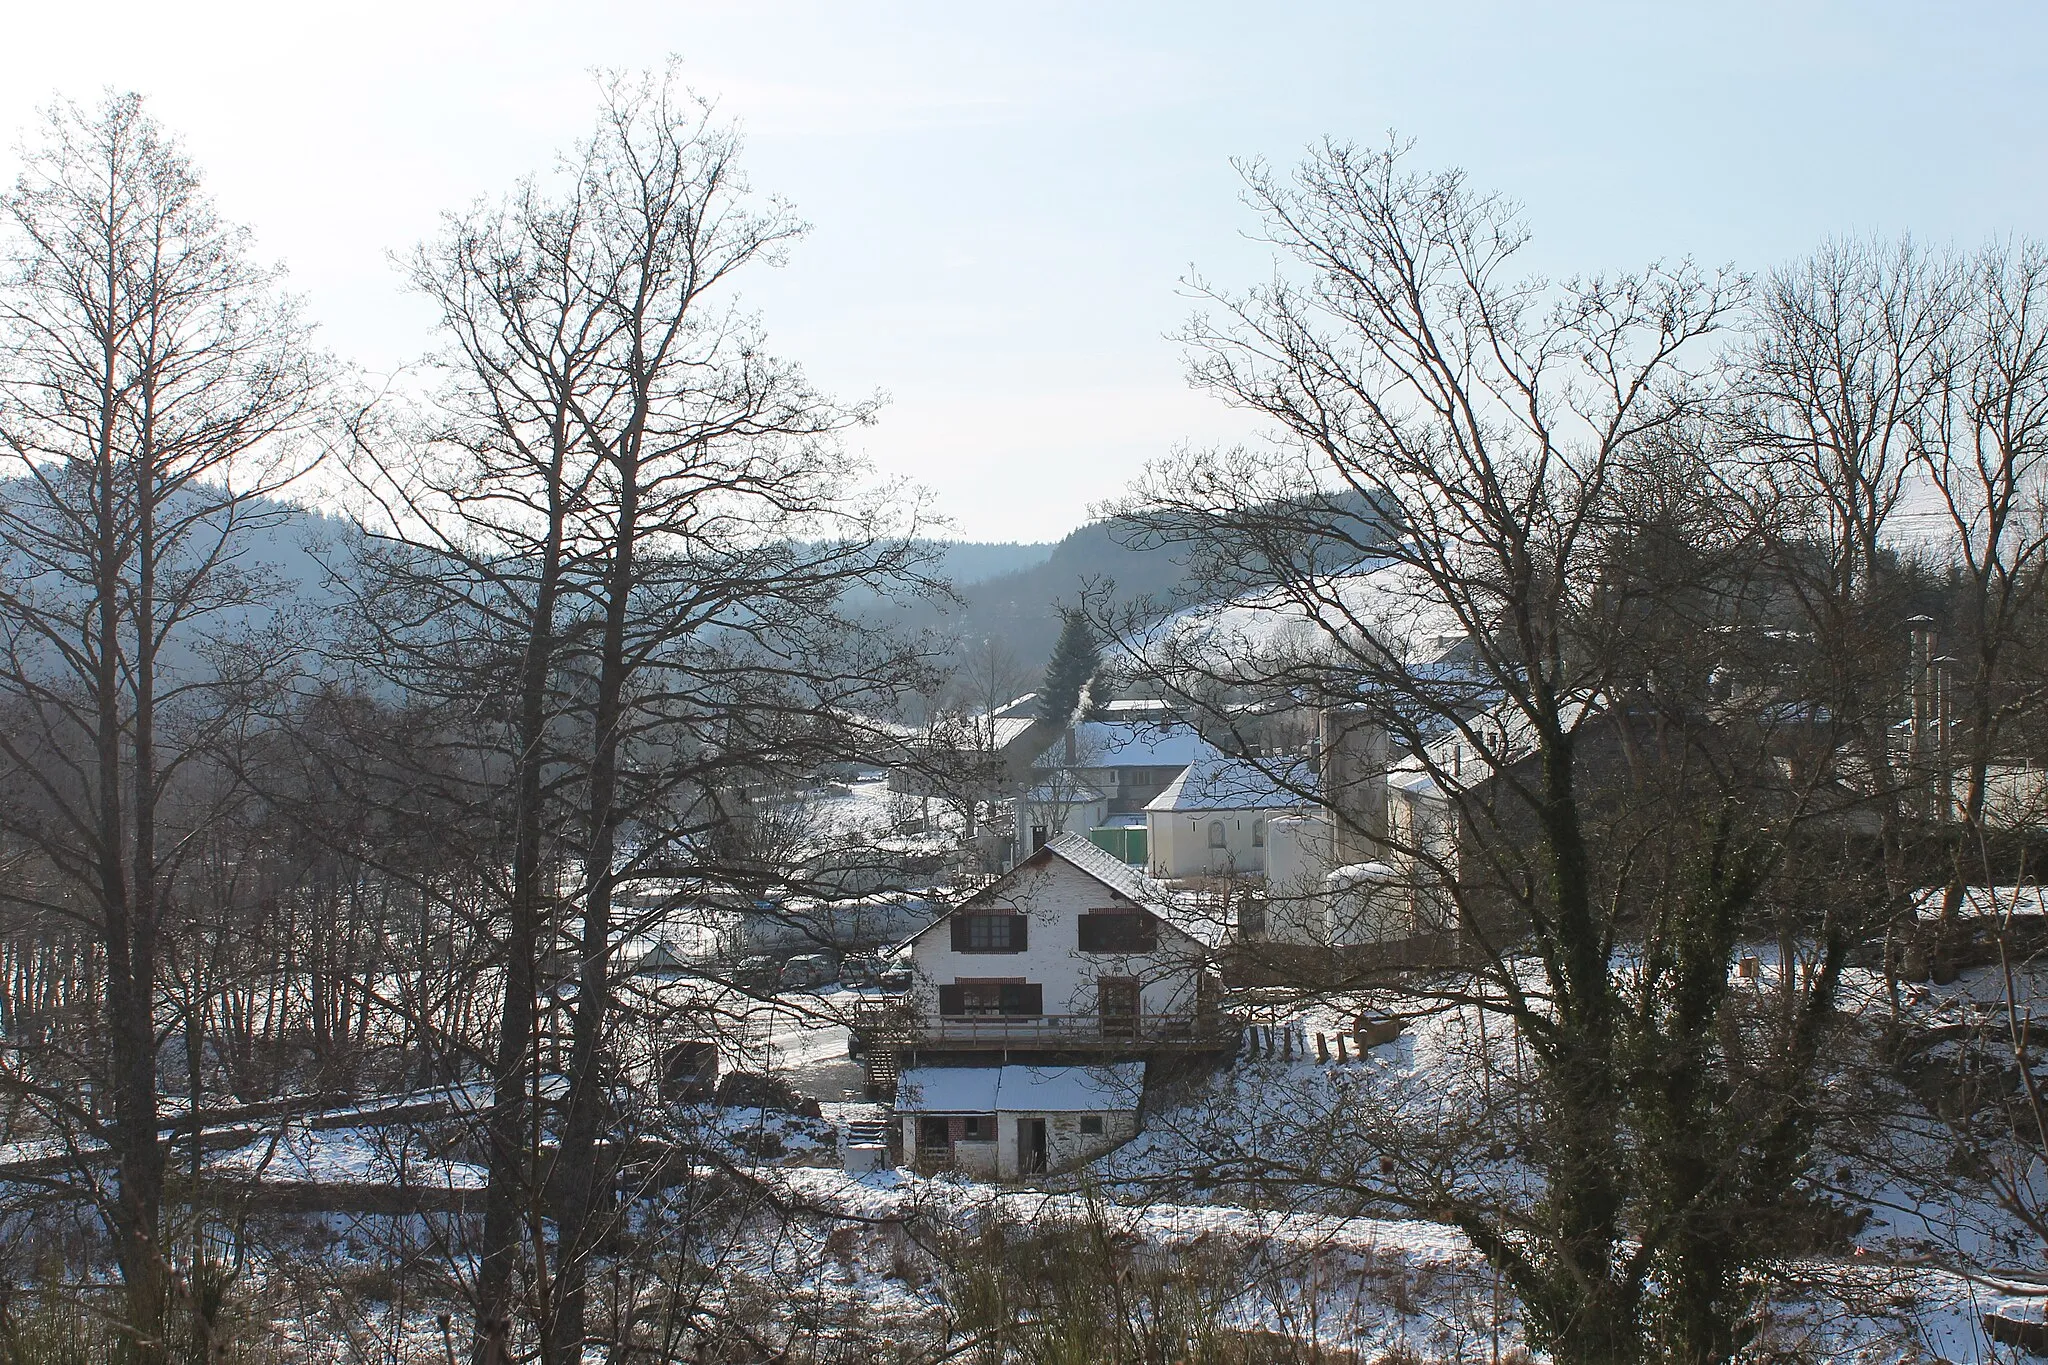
[1038,608,1104,723]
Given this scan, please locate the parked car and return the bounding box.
[778,953,838,989]
[733,955,781,991]
[840,951,885,985]
[876,947,913,992]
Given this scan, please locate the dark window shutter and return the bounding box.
[1078,914,1100,952]
[938,985,963,1016]
[951,916,969,951]
[997,983,1043,1016]
[1011,915,1027,951]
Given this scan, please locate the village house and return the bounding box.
[871,833,1235,1174]
[1142,755,1315,879]
[897,833,1228,1054]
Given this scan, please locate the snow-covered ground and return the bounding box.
[9,945,2043,1360]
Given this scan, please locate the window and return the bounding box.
[1079,1116,1104,1136]
[1252,820,1265,848]
[1207,820,1226,849]
[1078,911,1157,953]
[951,912,1027,953]
[962,1115,992,1140]
[918,1117,951,1149]
[938,981,1044,1017]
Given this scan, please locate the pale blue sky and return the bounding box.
[3,1,2044,539]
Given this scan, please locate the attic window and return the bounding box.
[952,913,1027,953]
[1079,911,1157,953]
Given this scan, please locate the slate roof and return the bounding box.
[897,833,1226,949]
[1035,831,1161,904]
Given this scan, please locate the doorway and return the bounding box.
[1022,1117,1048,1173]
[1097,977,1139,1038]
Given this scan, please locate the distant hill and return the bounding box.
[863,515,1211,673]
[874,489,1392,675]
[0,475,1378,699]
[928,541,1057,587]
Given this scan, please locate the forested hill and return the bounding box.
[878,488,1394,671]
[0,477,1369,688]
[863,514,1208,669]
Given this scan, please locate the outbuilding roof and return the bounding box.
[896,1062,1146,1114]
[1020,781,1109,804]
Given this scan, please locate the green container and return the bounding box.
[1088,826,1149,865]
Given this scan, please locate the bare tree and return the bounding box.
[1104,140,1887,1364]
[1918,241,2048,916]
[1737,238,1964,900]
[346,68,935,1363]
[539,72,931,1362]
[0,93,324,1360]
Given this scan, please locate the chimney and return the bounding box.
[1317,704,1389,865]
[1906,616,1935,769]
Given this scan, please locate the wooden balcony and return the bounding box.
[848,1003,1233,1056]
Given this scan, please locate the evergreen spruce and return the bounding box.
[1038,609,1104,723]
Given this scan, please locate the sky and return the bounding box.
[1,1,2044,541]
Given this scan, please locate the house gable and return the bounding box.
[903,834,1216,1027]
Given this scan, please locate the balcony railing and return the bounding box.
[910,1012,1225,1046]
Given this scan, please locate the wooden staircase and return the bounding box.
[862,1044,899,1100]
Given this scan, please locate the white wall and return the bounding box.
[908,854,1208,1023]
[1385,782,1458,935]
[1261,813,1333,943]
[1016,793,1108,855]
[996,1109,1139,1177]
[901,1108,1139,1178]
[1146,808,1276,879]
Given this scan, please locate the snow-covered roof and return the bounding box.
[1072,719,1222,769]
[991,693,1041,720]
[1396,692,1602,796]
[1145,757,1316,813]
[1911,885,2048,921]
[1327,862,1398,887]
[1097,698,1175,720]
[895,1063,1145,1114]
[896,1066,1000,1114]
[1020,781,1109,804]
[991,1062,1145,1112]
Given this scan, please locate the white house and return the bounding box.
[898,833,1227,1050]
[1015,778,1110,858]
[895,1062,1144,1177]
[1143,756,1315,880]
